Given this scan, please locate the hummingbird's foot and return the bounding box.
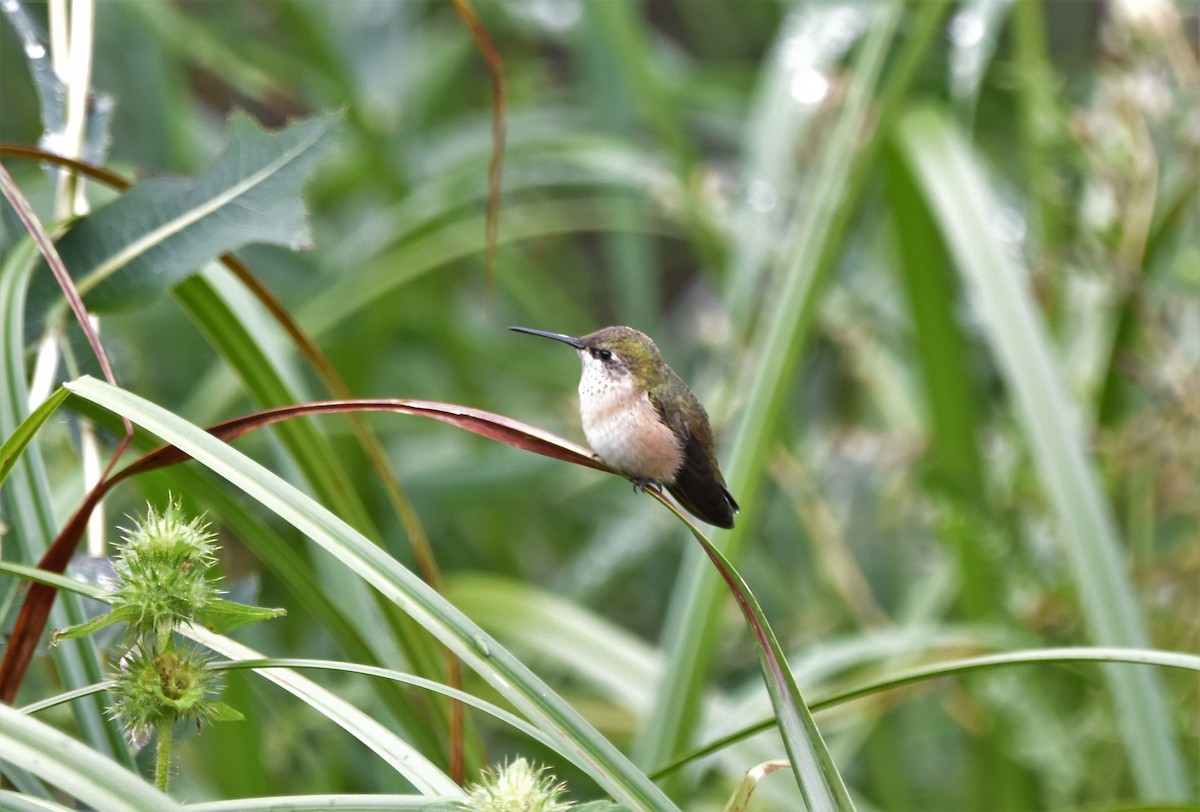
[631,477,661,495]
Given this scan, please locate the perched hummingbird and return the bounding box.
[510,325,739,528]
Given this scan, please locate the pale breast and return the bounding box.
[579,378,684,483]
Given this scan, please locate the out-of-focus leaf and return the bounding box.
[891,105,1188,798]
[50,111,340,311]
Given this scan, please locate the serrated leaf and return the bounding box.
[50,111,341,311]
[50,603,132,643]
[197,597,286,634]
[203,701,245,723]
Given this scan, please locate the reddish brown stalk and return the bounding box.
[0,160,133,448]
[448,0,506,291]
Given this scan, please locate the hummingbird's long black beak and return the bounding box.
[509,326,585,350]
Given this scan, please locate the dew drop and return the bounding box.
[25,42,46,60]
[949,9,986,47]
[790,68,830,105]
[747,179,778,213]
[993,206,1027,244]
[473,633,491,657]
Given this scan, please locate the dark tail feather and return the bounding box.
[668,481,738,528]
[668,434,739,528]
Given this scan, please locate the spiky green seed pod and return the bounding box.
[464,758,573,812]
[108,645,241,746]
[54,500,284,647]
[112,501,219,647]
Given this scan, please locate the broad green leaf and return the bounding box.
[50,111,340,312]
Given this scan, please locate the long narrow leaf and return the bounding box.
[0,704,182,812]
[0,387,69,487]
[660,646,1200,775]
[638,5,911,775]
[893,105,1187,797]
[64,376,676,812]
[649,492,852,811]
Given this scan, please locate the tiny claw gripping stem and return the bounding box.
[631,477,661,495]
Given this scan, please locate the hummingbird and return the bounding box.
[510,325,739,528]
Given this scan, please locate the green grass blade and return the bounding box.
[0,239,132,766]
[637,5,909,775]
[0,704,183,812]
[174,272,437,676]
[64,375,678,812]
[187,797,432,812]
[895,105,1190,799]
[664,646,1200,772]
[446,573,661,718]
[652,494,853,811]
[187,630,463,798]
[0,789,77,812]
[0,386,69,488]
[213,658,558,753]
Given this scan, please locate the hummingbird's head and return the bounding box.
[509,325,666,390]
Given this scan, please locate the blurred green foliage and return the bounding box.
[1,1,1197,810]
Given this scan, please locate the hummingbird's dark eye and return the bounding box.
[597,349,613,362]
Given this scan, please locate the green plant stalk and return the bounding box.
[155,720,172,793]
[637,0,952,774]
[896,106,1190,799]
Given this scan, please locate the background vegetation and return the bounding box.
[1,1,1197,810]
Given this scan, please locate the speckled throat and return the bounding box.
[577,358,684,484]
